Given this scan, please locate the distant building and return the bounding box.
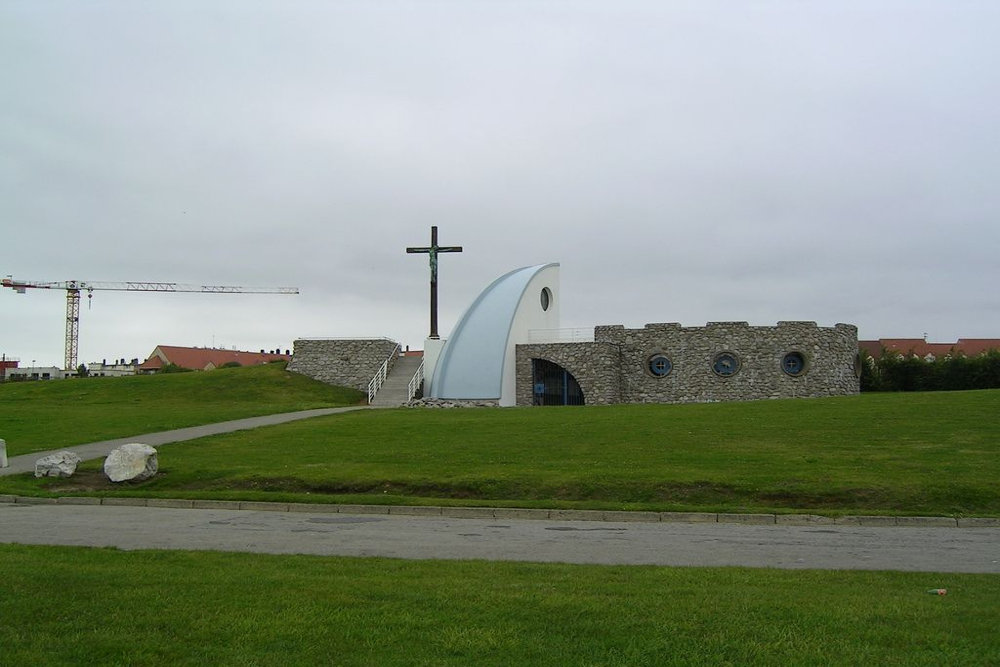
[4,365,69,381]
[0,357,18,381]
[138,345,291,373]
[85,359,140,378]
[859,338,1000,362]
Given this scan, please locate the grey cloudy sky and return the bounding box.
[2,1,998,367]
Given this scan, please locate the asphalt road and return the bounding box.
[3,503,998,572]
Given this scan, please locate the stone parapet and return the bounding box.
[288,338,400,391]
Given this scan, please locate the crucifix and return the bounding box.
[406,225,463,339]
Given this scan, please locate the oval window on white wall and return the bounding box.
[540,287,552,311]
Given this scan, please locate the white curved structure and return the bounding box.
[430,263,559,406]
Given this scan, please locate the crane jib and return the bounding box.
[3,278,298,294]
[3,276,299,370]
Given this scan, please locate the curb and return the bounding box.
[2,494,997,527]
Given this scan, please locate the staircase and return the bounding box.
[369,355,424,407]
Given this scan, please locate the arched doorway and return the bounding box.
[531,358,585,405]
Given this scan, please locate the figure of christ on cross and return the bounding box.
[406,226,463,339]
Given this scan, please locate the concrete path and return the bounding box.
[0,406,368,476]
[2,502,998,572]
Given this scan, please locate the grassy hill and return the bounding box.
[0,363,363,456]
[3,369,998,516]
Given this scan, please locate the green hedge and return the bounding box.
[861,349,1000,392]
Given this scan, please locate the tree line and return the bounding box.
[861,349,1000,392]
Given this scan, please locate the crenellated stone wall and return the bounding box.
[287,338,400,391]
[516,321,859,405]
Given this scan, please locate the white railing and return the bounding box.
[367,344,401,404]
[406,359,425,401]
[527,328,595,343]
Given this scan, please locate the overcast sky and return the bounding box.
[2,1,998,368]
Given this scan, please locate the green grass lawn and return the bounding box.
[0,363,363,456]
[4,384,999,516]
[4,379,998,664]
[2,544,996,666]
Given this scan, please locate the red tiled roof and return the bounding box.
[138,356,164,371]
[858,340,882,358]
[955,339,1000,356]
[139,345,290,371]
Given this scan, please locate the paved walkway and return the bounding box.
[2,502,998,572]
[0,407,368,476]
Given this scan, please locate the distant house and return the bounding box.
[1,357,18,381]
[138,346,291,373]
[85,359,140,378]
[4,365,69,381]
[859,338,1000,362]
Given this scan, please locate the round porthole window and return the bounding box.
[540,287,552,311]
[781,351,806,376]
[648,354,672,377]
[712,352,740,377]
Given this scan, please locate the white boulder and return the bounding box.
[34,451,82,478]
[0,438,7,468]
[104,443,158,483]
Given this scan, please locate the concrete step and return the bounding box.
[370,356,423,407]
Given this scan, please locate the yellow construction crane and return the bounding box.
[2,276,299,372]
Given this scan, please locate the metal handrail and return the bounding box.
[367,344,401,403]
[406,359,425,401]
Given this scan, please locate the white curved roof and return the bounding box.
[431,263,559,403]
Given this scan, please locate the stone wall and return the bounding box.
[287,339,400,391]
[515,342,622,406]
[515,321,859,406]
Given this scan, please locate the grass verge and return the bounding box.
[1,544,996,666]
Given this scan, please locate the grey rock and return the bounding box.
[104,443,158,483]
[406,398,499,408]
[34,451,82,478]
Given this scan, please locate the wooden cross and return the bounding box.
[406,226,463,339]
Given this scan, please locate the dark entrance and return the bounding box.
[531,358,585,406]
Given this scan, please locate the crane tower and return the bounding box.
[2,276,299,372]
